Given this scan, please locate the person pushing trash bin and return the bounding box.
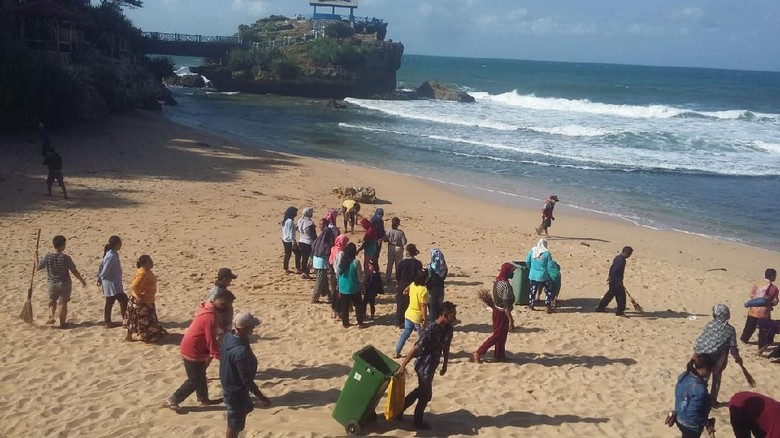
[394,301,457,430]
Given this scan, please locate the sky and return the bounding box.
[124,0,780,71]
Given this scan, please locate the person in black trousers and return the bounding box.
[595,246,633,316]
[395,244,422,329]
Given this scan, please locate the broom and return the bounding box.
[738,362,756,388]
[19,229,41,324]
[625,288,644,313]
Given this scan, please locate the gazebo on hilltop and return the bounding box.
[310,0,358,22]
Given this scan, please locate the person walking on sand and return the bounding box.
[525,238,556,312]
[42,149,67,199]
[36,235,87,328]
[740,268,778,343]
[474,263,516,364]
[207,268,238,336]
[356,218,379,271]
[396,244,422,329]
[311,218,336,303]
[692,304,743,405]
[98,235,128,328]
[394,269,429,359]
[363,258,383,320]
[125,255,169,343]
[338,243,367,328]
[341,199,361,232]
[595,246,633,316]
[535,195,559,236]
[728,392,780,438]
[370,208,386,264]
[667,353,717,438]
[297,207,317,279]
[281,207,301,274]
[164,289,234,412]
[396,301,456,430]
[220,311,271,438]
[385,217,407,284]
[427,248,448,324]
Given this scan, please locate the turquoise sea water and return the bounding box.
[162,55,780,251]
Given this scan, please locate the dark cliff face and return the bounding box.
[191,41,404,99]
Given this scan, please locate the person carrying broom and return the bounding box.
[596,246,633,316]
[473,263,515,363]
[36,235,88,328]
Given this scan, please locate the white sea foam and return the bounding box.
[754,141,780,155]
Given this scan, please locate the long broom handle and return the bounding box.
[27,229,41,300]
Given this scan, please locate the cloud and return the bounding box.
[671,7,704,21]
[230,0,268,16]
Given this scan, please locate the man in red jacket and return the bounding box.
[164,289,235,412]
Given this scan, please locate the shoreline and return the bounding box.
[1,110,779,437]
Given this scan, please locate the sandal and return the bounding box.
[163,399,183,413]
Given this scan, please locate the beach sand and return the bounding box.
[1,111,778,437]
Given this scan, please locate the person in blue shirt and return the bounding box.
[667,353,717,438]
[220,311,271,438]
[525,238,556,312]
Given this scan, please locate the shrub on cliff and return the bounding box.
[148,56,176,80]
[325,21,355,39]
[272,59,301,80]
[304,38,372,67]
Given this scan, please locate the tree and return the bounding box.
[100,0,143,8]
[325,21,354,39]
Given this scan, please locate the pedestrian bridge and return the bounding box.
[141,32,245,58]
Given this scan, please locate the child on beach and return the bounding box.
[98,235,128,328]
[667,353,717,438]
[42,149,67,199]
[36,235,87,328]
[363,258,383,319]
[394,269,429,359]
[126,255,168,343]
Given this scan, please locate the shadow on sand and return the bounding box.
[262,363,351,381]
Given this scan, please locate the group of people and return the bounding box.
[666,267,780,437]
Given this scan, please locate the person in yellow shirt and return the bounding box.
[340,199,361,232]
[394,269,429,358]
[125,255,168,343]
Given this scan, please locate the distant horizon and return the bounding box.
[126,0,780,72]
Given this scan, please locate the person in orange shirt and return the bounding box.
[125,255,168,343]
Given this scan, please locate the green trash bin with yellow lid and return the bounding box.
[332,345,400,436]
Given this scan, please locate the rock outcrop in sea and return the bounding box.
[415,80,476,103]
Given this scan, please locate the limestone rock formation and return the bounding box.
[416,80,475,103]
[332,186,377,204]
[164,74,207,88]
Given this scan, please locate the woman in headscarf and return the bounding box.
[338,243,366,329]
[473,263,515,364]
[693,304,743,405]
[395,244,422,329]
[525,238,555,312]
[281,207,300,274]
[370,208,386,264]
[310,218,335,304]
[356,218,378,271]
[297,207,317,279]
[329,234,349,319]
[325,208,340,237]
[427,248,448,324]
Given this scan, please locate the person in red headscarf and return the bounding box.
[473,263,516,363]
[729,391,780,437]
[356,218,378,271]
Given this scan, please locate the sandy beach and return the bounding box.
[1,110,778,437]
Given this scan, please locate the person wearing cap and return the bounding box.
[164,289,234,412]
[535,195,559,236]
[220,311,271,438]
[395,244,423,329]
[208,268,238,334]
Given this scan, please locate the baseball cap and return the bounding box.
[217,268,237,280]
[233,311,262,328]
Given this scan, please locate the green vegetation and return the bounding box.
[148,57,176,80]
[325,21,355,39]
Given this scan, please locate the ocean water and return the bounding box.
[162,55,780,251]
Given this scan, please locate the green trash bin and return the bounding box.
[332,345,400,436]
[510,261,530,306]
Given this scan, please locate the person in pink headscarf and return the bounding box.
[473,263,516,364]
[329,234,349,319]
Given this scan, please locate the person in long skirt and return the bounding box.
[473,263,515,363]
[427,248,448,324]
[311,218,335,303]
[125,255,168,343]
[98,235,128,328]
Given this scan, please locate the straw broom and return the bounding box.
[739,362,757,388]
[477,289,495,309]
[625,288,644,313]
[19,229,41,324]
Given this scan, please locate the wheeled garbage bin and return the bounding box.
[510,261,530,306]
[332,345,400,436]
